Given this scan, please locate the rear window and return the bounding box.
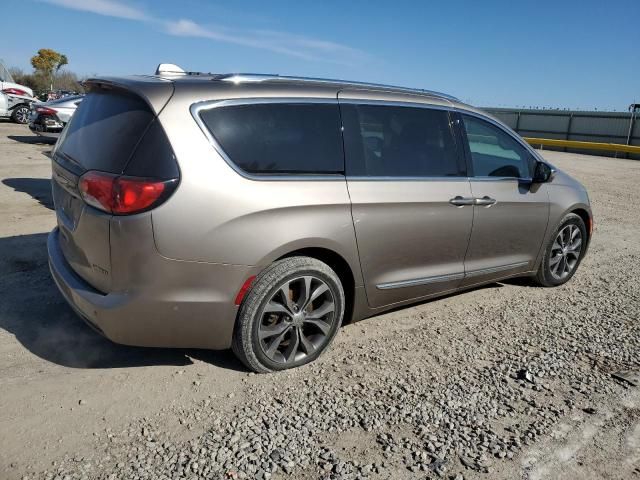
[58,90,154,173]
[199,103,344,175]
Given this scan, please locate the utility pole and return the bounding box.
[625,103,638,159]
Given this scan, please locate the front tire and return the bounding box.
[534,213,587,287]
[11,105,30,124]
[232,257,345,373]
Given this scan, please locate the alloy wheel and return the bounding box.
[14,106,30,124]
[549,224,583,280]
[258,276,336,365]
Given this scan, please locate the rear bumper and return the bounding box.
[48,227,250,349]
[29,118,63,138]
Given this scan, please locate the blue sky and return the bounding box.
[3,0,638,110]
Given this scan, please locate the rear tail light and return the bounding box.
[36,106,57,116]
[78,171,177,215]
[2,88,29,96]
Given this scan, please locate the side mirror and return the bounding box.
[533,161,555,183]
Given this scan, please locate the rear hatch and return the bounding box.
[51,79,177,292]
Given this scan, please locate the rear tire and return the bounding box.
[232,257,345,373]
[534,213,586,287]
[11,105,30,124]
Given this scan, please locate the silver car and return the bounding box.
[29,95,83,139]
[47,66,592,372]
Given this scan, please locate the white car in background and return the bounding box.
[0,60,35,124]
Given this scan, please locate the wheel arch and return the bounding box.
[533,199,592,272]
[570,207,592,243]
[9,102,31,111]
[276,247,357,325]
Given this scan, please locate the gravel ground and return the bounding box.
[0,121,639,480]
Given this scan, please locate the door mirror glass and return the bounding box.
[533,161,554,183]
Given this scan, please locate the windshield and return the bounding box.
[0,61,15,83]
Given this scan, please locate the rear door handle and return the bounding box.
[449,196,475,206]
[474,196,497,206]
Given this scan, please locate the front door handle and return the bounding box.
[449,196,475,206]
[474,196,497,206]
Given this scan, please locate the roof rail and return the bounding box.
[218,73,459,102]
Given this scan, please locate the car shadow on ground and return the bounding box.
[500,276,538,288]
[7,134,56,145]
[3,178,54,210]
[0,232,246,372]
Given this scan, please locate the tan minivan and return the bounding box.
[48,66,592,372]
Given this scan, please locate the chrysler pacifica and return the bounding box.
[48,65,592,372]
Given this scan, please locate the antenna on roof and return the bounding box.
[155,63,186,76]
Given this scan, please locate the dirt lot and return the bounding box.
[0,121,638,480]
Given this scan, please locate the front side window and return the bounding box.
[199,103,343,175]
[341,104,464,177]
[462,114,533,178]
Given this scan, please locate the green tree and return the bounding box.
[30,48,68,90]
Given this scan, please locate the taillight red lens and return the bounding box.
[79,171,117,212]
[78,171,175,215]
[3,88,28,96]
[36,106,57,116]
[114,177,166,213]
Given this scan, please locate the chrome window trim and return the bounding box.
[346,176,471,182]
[190,96,540,182]
[376,261,530,290]
[190,97,345,182]
[471,176,534,183]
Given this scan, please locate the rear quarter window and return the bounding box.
[198,102,344,175]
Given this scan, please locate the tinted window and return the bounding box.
[58,90,154,173]
[124,119,179,180]
[341,104,463,177]
[200,103,343,174]
[462,115,533,178]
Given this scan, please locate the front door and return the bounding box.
[339,95,473,308]
[458,113,550,286]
